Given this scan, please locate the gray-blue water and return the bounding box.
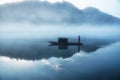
[0,24,120,80]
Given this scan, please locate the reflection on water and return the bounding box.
[0,25,120,80]
[0,38,102,60]
[0,25,120,60]
[1,42,120,80]
[0,39,76,60]
[0,56,58,80]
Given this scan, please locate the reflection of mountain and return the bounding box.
[0,40,74,60]
[0,39,100,60]
[0,1,120,25]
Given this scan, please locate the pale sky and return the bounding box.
[0,0,120,18]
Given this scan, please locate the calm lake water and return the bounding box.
[0,24,120,80]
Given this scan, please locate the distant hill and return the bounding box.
[0,1,120,25]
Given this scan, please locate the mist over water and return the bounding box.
[0,23,120,39]
[0,23,120,60]
[0,23,120,80]
[0,1,120,80]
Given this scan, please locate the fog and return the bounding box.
[0,1,120,80]
[0,23,120,59]
[0,23,120,39]
[0,22,120,80]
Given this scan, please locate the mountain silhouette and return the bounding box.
[0,1,120,25]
